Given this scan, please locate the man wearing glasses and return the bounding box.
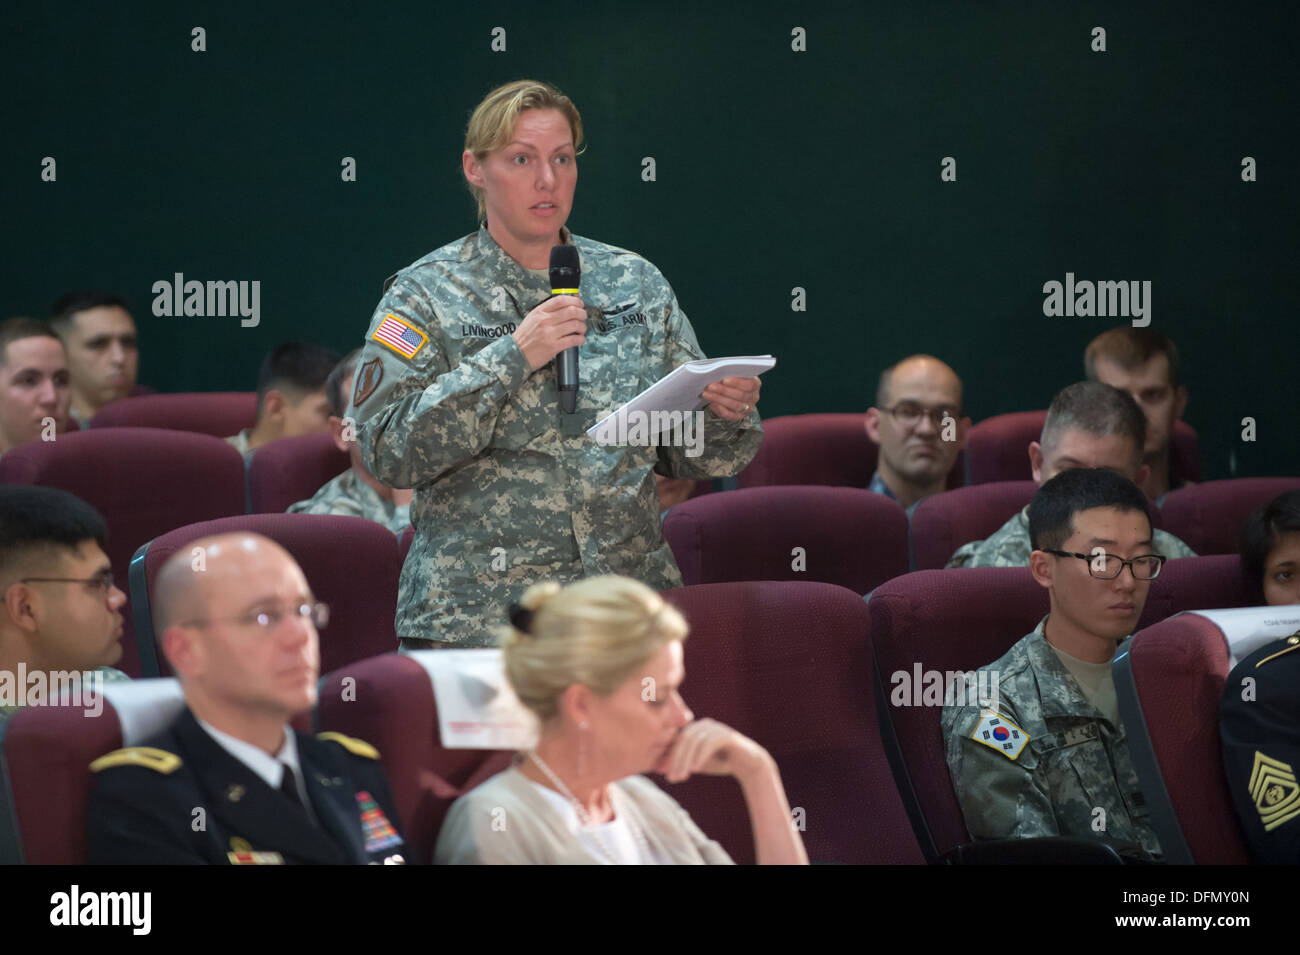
[87,533,406,864]
[0,486,128,725]
[941,468,1164,860]
[864,355,969,515]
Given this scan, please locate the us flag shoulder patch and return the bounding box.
[372,313,428,360]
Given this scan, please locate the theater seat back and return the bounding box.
[89,392,257,437]
[736,413,965,490]
[316,653,511,864]
[1113,614,1252,864]
[663,486,909,593]
[0,680,185,864]
[662,581,922,864]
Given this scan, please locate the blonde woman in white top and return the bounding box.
[434,576,808,865]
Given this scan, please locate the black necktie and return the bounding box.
[279,764,304,809]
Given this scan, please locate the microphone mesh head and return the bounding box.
[549,244,580,287]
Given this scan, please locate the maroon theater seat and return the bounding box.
[910,481,1038,570]
[89,392,257,437]
[131,514,401,678]
[1113,614,1252,864]
[0,680,184,864]
[0,680,311,865]
[735,413,965,490]
[0,429,246,677]
[1160,477,1300,556]
[398,524,415,562]
[247,433,351,514]
[868,556,1252,861]
[660,581,923,864]
[967,410,1200,486]
[316,653,512,865]
[663,486,909,593]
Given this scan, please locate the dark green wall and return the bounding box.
[5,0,1296,478]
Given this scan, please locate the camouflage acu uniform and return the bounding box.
[945,505,1197,568]
[349,225,762,645]
[940,619,1162,860]
[287,467,411,535]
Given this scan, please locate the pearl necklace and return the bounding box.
[526,751,653,865]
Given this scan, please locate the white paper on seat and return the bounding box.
[586,355,777,440]
[101,679,186,745]
[407,649,538,750]
[1182,605,1300,668]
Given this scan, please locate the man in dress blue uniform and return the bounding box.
[86,533,405,864]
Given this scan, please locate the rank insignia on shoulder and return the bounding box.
[1248,751,1300,831]
[318,731,380,760]
[371,313,427,360]
[89,746,182,774]
[970,709,1030,760]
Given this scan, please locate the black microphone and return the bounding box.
[550,244,581,414]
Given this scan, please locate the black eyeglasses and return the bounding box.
[20,570,116,595]
[178,602,330,632]
[1042,549,1167,580]
[882,402,961,430]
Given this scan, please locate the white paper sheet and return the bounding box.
[587,355,776,440]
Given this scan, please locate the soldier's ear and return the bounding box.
[161,624,200,677]
[1028,442,1046,484]
[328,416,349,453]
[1029,549,1054,589]
[462,150,485,189]
[262,389,286,421]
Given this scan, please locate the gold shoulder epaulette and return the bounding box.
[1256,635,1300,669]
[89,746,182,774]
[317,731,380,760]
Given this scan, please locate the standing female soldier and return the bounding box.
[351,80,763,647]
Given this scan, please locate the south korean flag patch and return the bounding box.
[970,709,1030,760]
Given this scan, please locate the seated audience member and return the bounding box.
[0,487,129,725]
[1219,489,1300,863]
[0,317,71,456]
[225,341,339,456]
[942,468,1165,861]
[865,355,969,515]
[48,292,141,425]
[434,575,808,865]
[1084,327,1190,502]
[287,350,413,534]
[86,533,406,864]
[947,381,1196,567]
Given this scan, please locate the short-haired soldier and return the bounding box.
[941,468,1165,860]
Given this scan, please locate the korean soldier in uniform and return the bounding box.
[941,468,1165,861]
[86,533,405,864]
